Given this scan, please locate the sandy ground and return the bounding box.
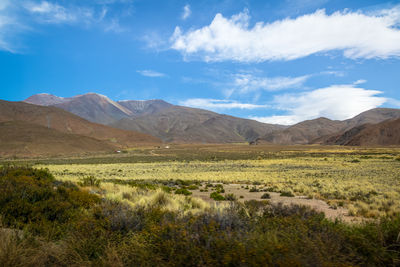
[191,184,364,223]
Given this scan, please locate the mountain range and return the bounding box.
[1,92,398,158]
[24,93,400,146]
[24,93,285,143]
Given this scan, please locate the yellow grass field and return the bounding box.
[35,145,400,218]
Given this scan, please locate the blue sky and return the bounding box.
[1,0,400,125]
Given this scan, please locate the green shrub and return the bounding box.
[174,188,192,196]
[187,185,199,190]
[210,192,225,201]
[214,184,225,193]
[0,166,100,238]
[249,187,259,192]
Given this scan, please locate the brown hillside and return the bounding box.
[0,100,161,147]
[24,93,285,143]
[257,108,400,145]
[316,118,400,146]
[258,118,345,145]
[0,121,116,157]
[111,105,284,143]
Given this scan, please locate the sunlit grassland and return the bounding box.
[36,146,400,218]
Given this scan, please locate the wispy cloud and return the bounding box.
[104,18,126,33]
[137,70,167,77]
[181,4,191,20]
[180,98,268,110]
[23,1,95,24]
[232,74,310,94]
[0,0,130,52]
[250,84,386,125]
[0,0,27,53]
[353,79,367,85]
[171,6,400,62]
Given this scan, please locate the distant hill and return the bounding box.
[258,117,345,145]
[24,93,170,125]
[0,100,161,148]
[26,93,134,125]
[314,118,400,146]
[0,121,116,157]
[24,93,285,143]
[257,108,400,145]
[110,105,284,143]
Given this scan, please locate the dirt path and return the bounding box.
[191,184,364,223]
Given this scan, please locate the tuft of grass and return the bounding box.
[78,175,101,187]
[225,194,237,201]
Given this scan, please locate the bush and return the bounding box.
[210,192,225,201]
[187,185,199,190]
[214,184,225,193]
[261,193,271,199]
[174,188,192,196]
[0,166,100,238]
[249,187,259,192]
[280,191,295,197]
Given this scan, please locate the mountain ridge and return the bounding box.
[0,100,161,148]
[23,93,400,145]
[313,118,400,146]
[257,108,400,145]
[24,93,286,143]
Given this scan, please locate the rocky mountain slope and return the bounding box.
[0,100,161,149]
[111,105,284,143]
[257,108,400,145]
[313,118,400,146]
[25,93,285,143]
[0,121,116,157]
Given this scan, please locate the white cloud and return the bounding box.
[0,0,19,52]
[233,74,309,93]
[250,84,386,125]
[353,79,367,85]
[23,1,94,24]
[137,70,167,77]
[104,18,125,33]
[387,98,400,107]
[171,6,400,62]
[182,4,191,20]
[180,98,268,110]
[250,115,301,125]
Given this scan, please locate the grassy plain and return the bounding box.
[1,145,400,266]
[17,144,400,218]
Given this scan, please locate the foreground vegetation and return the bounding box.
[33,145,400,218]
[1,166,400,266]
